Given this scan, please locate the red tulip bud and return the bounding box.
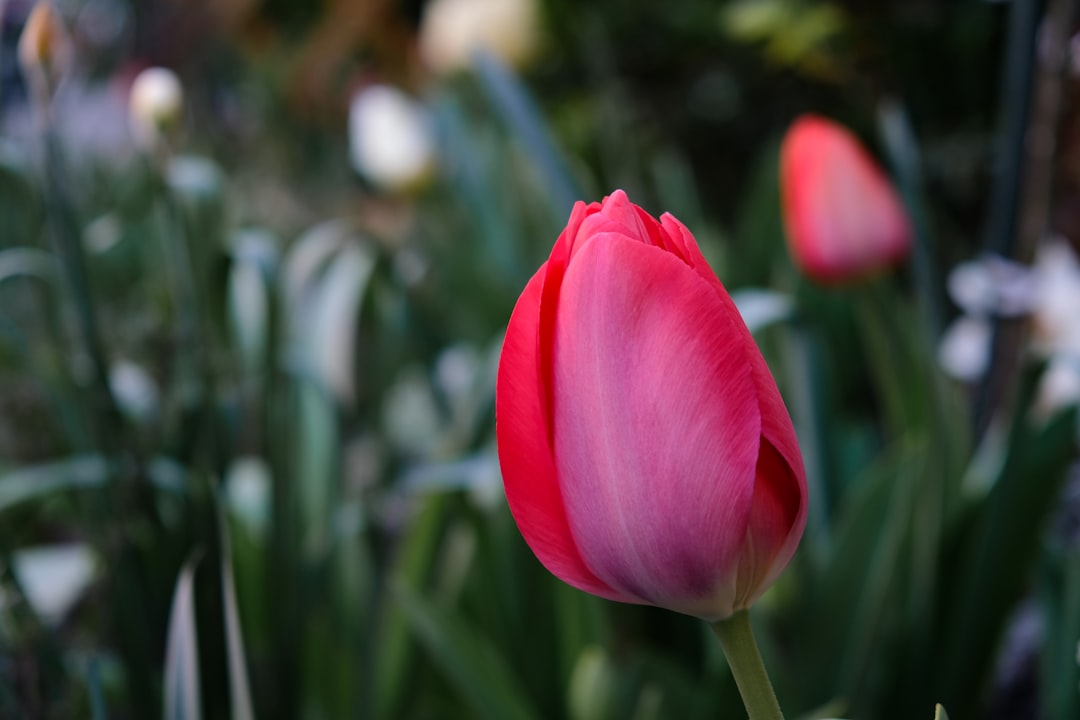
[496,190,807,621]
[780,115,912,283]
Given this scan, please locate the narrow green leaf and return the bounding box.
[374,494,449,720]
[0,455,185,513]
[472,50,581,216]
[934,704,950,720]
[217,493,255,720]
[85,657,108,720]
[396,584,542,720]
[567,646,615,720]
[282,219,354,311]
[731,289,794,335]
[877,100,943,338]
[940,377,1078,710]
[228,254,270,375]
[308,243,376,404]
[0,247,57,287]
[295,378,339,559]
[164,554,202,720]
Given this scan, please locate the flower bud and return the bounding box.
[780,115,912,284]
[419,0,542,74]
[348,84,436,194]
[129,66,184,151]
[17,2,73,106]
[497,190,807,620]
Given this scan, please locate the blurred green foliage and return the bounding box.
[1,1,1078,720]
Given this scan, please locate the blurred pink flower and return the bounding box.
[780,114,912,283]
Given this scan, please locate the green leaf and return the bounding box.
[217,493,254,720]
[567,646,616,720]
[0,247,57,287]
[934,704,950,720]
[1040,546,1080,720]
[164,554,202,720]
[308,242,376,404]
[227,238,272,375]
[85,657,108,720]
[294,378,339,560]
[472,50,580,216]
[730,289,794,334]
[396,584,542,720]
[373,494,450,720]
[940,375,1078,710]
[0,455,185,513]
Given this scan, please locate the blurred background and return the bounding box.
[2,0,1080,718]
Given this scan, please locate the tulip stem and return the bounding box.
[711,610,784,720]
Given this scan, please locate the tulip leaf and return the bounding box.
[217,493,255,720]
[396,584,542,720]
[939,371,1078,711]
[307,242,376,404]
[567,646,616,720]
[472,50,581,217]
[164,553,202,720]
[373,494,450,720]
[294,377,339,560]
[227,248,271,375]
[877,100,943,337]
[0,455,186,513]
[85,657,107,720]
[934,704,950,720]
[730,288,794,334]
[1039,546,1080,720]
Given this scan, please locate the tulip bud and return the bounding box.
[419,0,542,74]
[779,114,912,284]
[17,2,73,107]
[348,84,436,194]
[496,190,808,621]
[129,66,184,151]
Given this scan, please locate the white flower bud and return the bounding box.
[129,66,183,150]
[938,316,992,382]
[348,85,436,193]
[419,0,542,74]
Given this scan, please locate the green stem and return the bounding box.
[711,610,784,720]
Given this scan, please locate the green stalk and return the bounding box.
[711,610,784,720]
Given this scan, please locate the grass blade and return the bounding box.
[397,584,542,720]
[164,553,203,720]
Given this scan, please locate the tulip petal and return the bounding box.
[659,213,721,287]
[734,438,804,609]
[497,266,625,601]
[664,210,808,571]
[552,235,762,616]
[748,345,808,551]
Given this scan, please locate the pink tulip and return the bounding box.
[780,114,912,283]
[496,190,807,621]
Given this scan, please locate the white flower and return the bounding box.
[1030,239,1080,357]
[419,0,542,74]
[109,359,159,421]
[129,66,183,150]
[946,255,1032,318]
[939,238,1080,419]
[1034,357,1080,418]
[938,315,993,382]
[10,544,97,626]
[348,85,436,193]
